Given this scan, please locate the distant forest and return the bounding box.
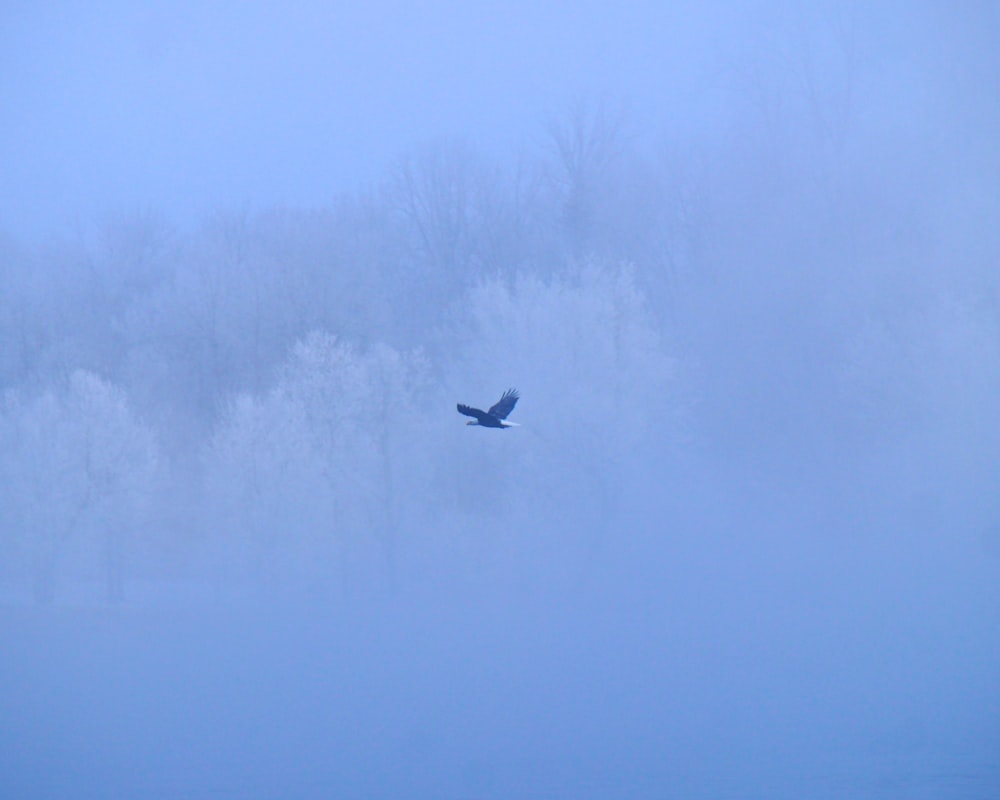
[1,102,997,605]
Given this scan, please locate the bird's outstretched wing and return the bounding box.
[487,388,519,420]
[457,403,488,422]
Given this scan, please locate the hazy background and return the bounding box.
[2,2,999,798]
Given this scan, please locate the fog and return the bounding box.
[2,2,999,798]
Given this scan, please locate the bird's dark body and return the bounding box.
[457,407,506,427]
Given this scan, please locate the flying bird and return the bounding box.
[457,388,520,428]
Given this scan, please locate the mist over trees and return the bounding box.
[1,4,998,796]
[0,370,158,604]
[3,105,995,606]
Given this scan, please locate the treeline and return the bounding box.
[1,110,692,435]
[1,101,997,605]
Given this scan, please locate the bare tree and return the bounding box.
[544,101,626,256]
[387,139,539,298]
[390,140,483,278]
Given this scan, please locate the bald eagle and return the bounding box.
[457,388,520,428]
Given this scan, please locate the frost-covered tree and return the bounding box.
[0,371,158,604]
[205,332,430,598]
